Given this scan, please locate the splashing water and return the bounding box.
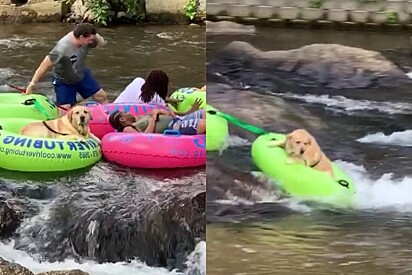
[219,135,251,152]
[183,241,206,275]
[336,160,412,211]
[0,240,173,275]
[272,92,412,115]
[0,37,43,49]
[248,159,412,213]
[357,130,412,147]
[0,240,206,275]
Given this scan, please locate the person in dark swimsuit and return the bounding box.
[109,108,206,135]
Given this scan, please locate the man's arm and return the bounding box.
[88,33,107,49]
[25,55,53,94]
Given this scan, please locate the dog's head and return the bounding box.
[67,106,92,128]
[284,129,313,156]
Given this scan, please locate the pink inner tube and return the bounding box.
[102,132,206,168]
[86,102,168,139]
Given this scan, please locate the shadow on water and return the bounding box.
[207,26,412,274]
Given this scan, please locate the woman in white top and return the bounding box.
[114,69,179,106]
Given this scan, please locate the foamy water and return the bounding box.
[0,240,205,275]
[224,132,412,213]
[357,130,412,147]
[0,196,205,274]
[336,160,412,211]
[0,37,43,49]
[225,135,251,147]
[250,159,412,213]
[272,92,412,115]
[215,135,251,155]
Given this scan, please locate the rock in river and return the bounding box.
[208,41,412,90]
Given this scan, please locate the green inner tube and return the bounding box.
[251,133,356,207]
[0,118,101,172]
[168,87,206,113]
[206,104,229,152]
[0,93,60,120]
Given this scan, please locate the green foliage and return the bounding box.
[309,0,323,9]
[61,0,145,26]
[184,0,198,21]
[386,11,398,24]
[87,0,112,25]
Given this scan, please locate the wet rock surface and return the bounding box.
[0,257,88,275]
[206,82,325,141]
[13,176,205,272]
[206,21,256,35]
[208,41,412,92]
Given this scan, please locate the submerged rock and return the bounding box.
[209,41,411,90]
[206,155,278,202]
[206,21,256,35]
[206,156,295,223]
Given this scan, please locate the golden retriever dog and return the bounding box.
[267,129,334,177]
[19,105,101,144]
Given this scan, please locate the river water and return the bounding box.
[207,27,412,274]
[0,23,205,274]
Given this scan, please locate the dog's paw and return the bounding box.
[285,158,294,164]
[267,140,283,147]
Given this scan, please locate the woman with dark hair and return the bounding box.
[114,69,180,106]
[108,106,206,135]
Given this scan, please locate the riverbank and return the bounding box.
[207,0,412,31]
[0,0,205,25]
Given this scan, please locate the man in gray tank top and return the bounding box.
[24,23,108,108]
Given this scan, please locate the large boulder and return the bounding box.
[208,41,412,90]
[14,178,205,272]
[206,82,325,140]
